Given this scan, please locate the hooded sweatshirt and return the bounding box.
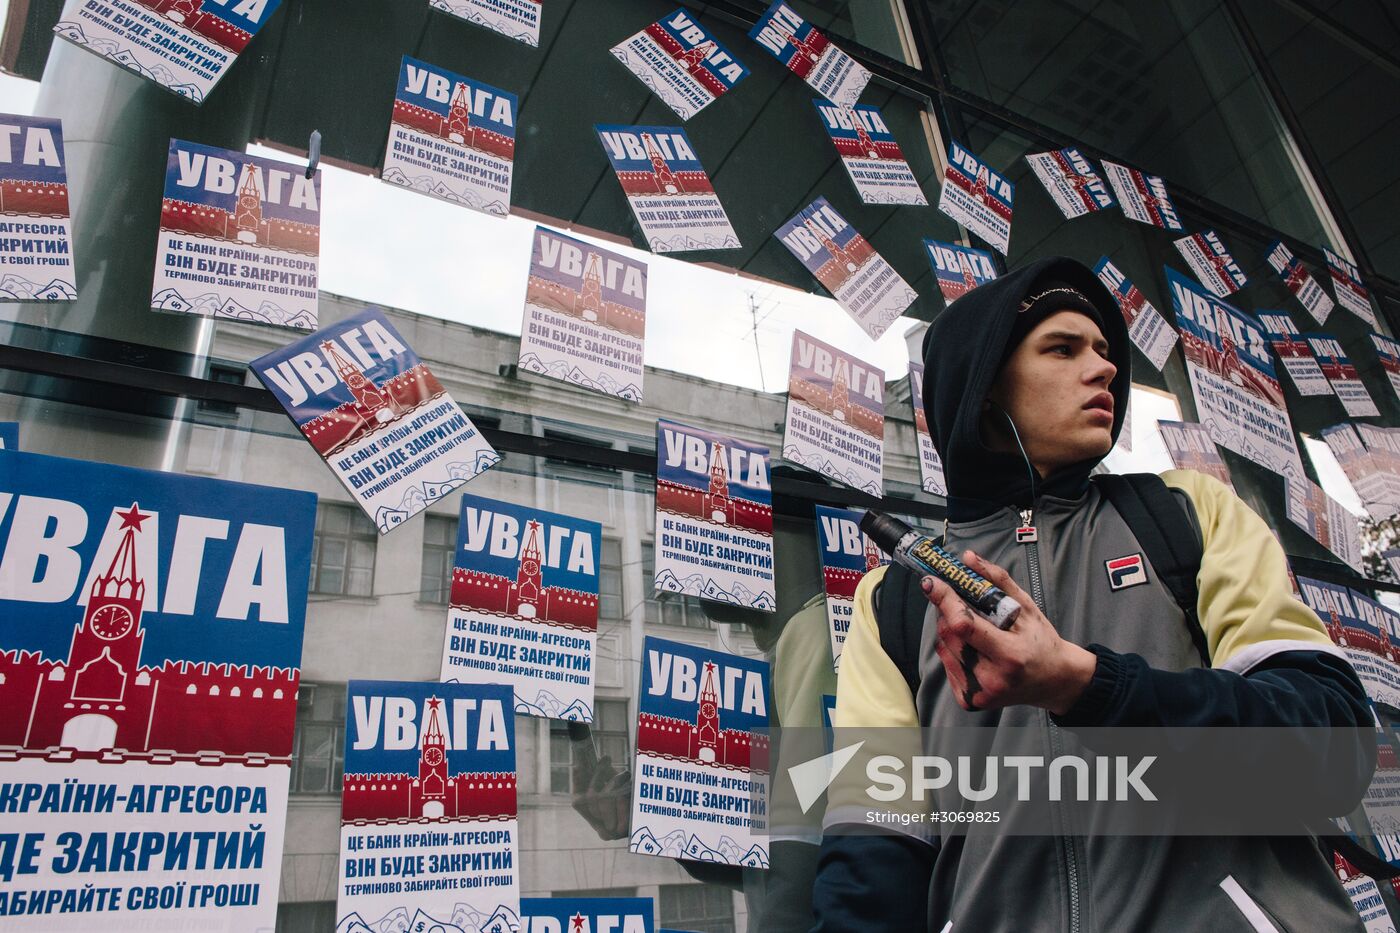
[811,257,1373,933]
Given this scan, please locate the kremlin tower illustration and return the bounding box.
[450,519,599,630]
[341,696,517,823]
[296,340,445,457]
[787,357,884,441]
[613,134,713,197]
[0,503,297,760]
[141,0,257,54]
[524,244,646,339]
[161,161,319,254]
[655,441,772,535]
[391,80,515,160]
[806,220,875,293]
[636,661,767,769]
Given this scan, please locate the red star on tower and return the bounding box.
[116,503,150,531]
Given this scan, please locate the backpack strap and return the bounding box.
[874,559,928,700]
[1094,473,1211,667]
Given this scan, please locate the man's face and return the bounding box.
[986,310,1118,476]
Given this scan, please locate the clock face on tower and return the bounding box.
[423,746,444,767]
[523,560,539,575]
[701,702,716,718]
[89,604,134,640]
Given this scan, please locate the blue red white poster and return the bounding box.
[748,2,870,107]
[1320,422,1396,521]
[1335,852,1398,933]
[336,680,518,933]
[628,636,770,867]
[440,493,599,722]
[1024,147,1113,219]
[814,101,926,206]
[54,0,281,103]
[1173,230,1248,298]
[596,124,738,253]
[815,505,886,672]
[517,225,647,401]
[1166,266,1303,479]
[0,422,16,449]
[1156,420,1233,492]
[382,56,516,218]
[431,0,540,46]
[1298,578,1400,709]
[1285,475,1363,573]
[1373,333,1400,406]
[0,448,314,930]
[1093,256,1176,371]
[654,419,775,612]
[1306,333,1379,418]
[1325,247,1378,328]
[0,115,75,301]
[1356,423,1400,513]
[610,9,748,121]
[774,196,915,340]
[151,139,319,329]
[908,362,946,496]
[924,239,996,304]
[783,330,884,494]
[1258,311,1333,397]
[250,306,499,534]
[1265,241,1334,325]
[522,897,655,933]
[1101,160,1183,231]
[937,141,1013,254]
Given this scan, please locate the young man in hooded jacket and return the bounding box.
[810,256,1376,932]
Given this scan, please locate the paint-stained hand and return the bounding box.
[923,550,1098,715]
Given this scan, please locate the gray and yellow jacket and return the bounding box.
[811,257,1375,933]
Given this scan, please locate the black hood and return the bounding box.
[921,256,1131,521]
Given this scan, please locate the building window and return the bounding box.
[600,538,623,623]
[659,883,736,933]
[420,514,458,603]
[289,683,345,795]
[198,363,245,416]
[311,504,376,597]
[550,698,630,794]
[542,429,621,489]
[276,901,336,932]
[641,542,711,629]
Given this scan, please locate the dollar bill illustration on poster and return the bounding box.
[1157,420,1234,492]
[152,139,320,329]
[611,9,748,121]
[815,505,887,671]
[783,330,884,494]
[431,0,541,46]
[1025,147,1114,219]
[336,680,518,933]
[1265,241,1333,325]
[654,419,775,612]
[596,124,739,253]
[937,141,1013,254]
[748,1,870,107]
[0,449,314,932]
[518,225,647,401]
[1257,311,1333,397]
[251,306,500,534]
[628,636,771,867]
[1093,257,1176,371]
[1306,333,1379,418]
[1166,266,1302,479]
[774,196,916,340]
[54,0,282,103]
[440,493,600,722]
[815,101,926,206]
[909,362,946,495]
[1173,230,1248,297]
[381,56,516,218]
[1101,160,1183,230]
[0,114,75,301]
[1325,247,1377,328]
[924,239,996,305]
